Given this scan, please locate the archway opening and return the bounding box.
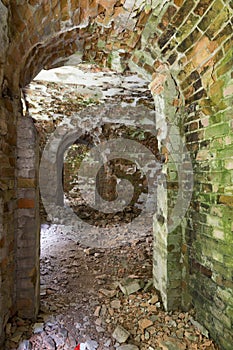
[14,63,164,348]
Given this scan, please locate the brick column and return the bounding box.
[16,116,40,319]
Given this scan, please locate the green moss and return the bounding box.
[176,13,199,43]
[205,123,230,139]
[216,47,233,77]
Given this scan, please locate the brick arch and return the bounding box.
[6,0,152,90]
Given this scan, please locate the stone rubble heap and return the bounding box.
[6,285,217,350]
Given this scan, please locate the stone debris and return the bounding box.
[17,340,32,350]
[138,318,153,331]
[116,345,139,350]
[112,325,130,343]
[32,323,44,334]
[4,219,220,350]
[118,278,144,295]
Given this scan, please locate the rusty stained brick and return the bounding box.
[0,237,5,249]
[185,36,218,71]
[60,0,69,21]
[218,195,233,207]
[10,7,27,34]
[174,0,184,6]
[136,10,151,27]
[70,0,80,12]
[193,0,214,16]
[28,0,41,5]
[96,0,117,14]
[41,1,51,15]
[0,167,15,178]
[158,5,177,31]
[18,199,35,209]
[190,259,213,278]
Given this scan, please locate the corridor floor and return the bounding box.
[5,223,219,350]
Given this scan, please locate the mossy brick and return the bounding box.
[217,144,233,158]
[18,178,36,188]
[171,0,196,27]
[193,0,214,16]
[216,49,233,77]
[160,38,177,56]
[178,62,196,81]
[177,28,202,52]
[212,261,232,280]
[217,288,233,307]
[141,14,160,46]
[225,228,233,244]
[223,37,233,54]
[167,52,178,65]
[224,255,233,269]
[215,23,232,45]
[197,0,224,32]
[218,336,233,350]
[210,305,232,328]
[186,88,207,104]
[175,13,199,43]
[208,241,233,258]
[158,26,176,49]
[209,112,225,125]
[206,7,229,39]
[181,70,200,90]
[205,123,230,139]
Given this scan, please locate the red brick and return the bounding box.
[18,199,35,209]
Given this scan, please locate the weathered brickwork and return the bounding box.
[0,0,232,348]
[0,100,18,345]
[17,116,40,320]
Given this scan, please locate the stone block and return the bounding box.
[112,325,130,343]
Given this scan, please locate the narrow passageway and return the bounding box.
[4,65,220,350]
[1,2,232,349]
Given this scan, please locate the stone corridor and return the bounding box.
[0,1,233,350]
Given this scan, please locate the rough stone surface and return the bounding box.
[117,345,139,350]
[0,1,8,85]
[112,325,130,343]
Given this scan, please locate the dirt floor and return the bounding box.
[4,222,220,350]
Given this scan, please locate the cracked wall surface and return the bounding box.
[0,0,232,348]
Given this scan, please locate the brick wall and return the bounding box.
[16,116,40,319]
[0,0,232,348]
[0,98,17,346]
